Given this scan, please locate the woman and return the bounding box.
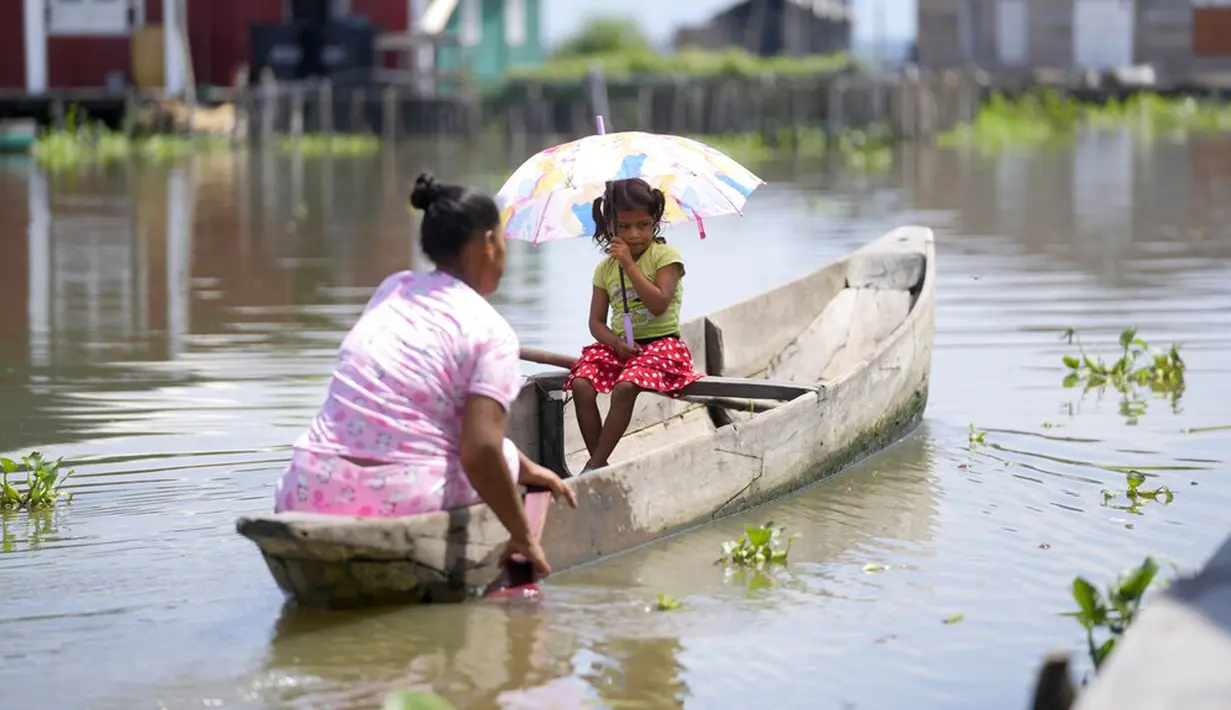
[274,172,576,578]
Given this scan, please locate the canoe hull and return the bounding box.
[237,226,937,609]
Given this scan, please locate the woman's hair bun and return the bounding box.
[410,172,443,211]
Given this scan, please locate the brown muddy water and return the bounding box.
[2,130,1231,710]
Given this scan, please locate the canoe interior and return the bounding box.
[506,226,928,476]
[235,226,934,609]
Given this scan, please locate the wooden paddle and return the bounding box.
[482,486,552,601]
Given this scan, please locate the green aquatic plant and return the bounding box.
[1061,327,1185,423]
[382,690,457,710]
[655,593,682,611]
[0,452,74,510]
[835,122,894,172]
[968,424,988,448]
[1100,470,1174,515]
[1182,424,1231,434]
[1065,556,1162,672]
[691,124,894,169]
[717,521,799,569]
[508,18,852,83]
[277,133,381,157]
[936,89,1078,151]
[938,89,1231,151]
[32,104,233,170]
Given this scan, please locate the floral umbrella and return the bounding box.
[495,129,765,245]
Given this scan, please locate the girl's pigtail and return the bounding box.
[650,188,667,243]
[591,196,610,249]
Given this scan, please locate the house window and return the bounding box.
[47,0,141,37]
[505,0,526,47]
[460,0,481,47]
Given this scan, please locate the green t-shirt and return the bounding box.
[592,241,685,341]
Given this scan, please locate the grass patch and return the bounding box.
[509,19,852,83]
[938,88,1231,150]
[32,105,232,169]
[33,103,382,168]
[276,133,382,157]
[694,123,893,170]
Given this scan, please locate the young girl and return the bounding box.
[564,178,703,472]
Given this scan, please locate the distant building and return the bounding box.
[420,0,546,87]
[2,0,546,97]
[915,0,1231,76]
[673,0,854,57]
[3,0,415,95]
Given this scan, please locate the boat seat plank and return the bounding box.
[845,226,929,291]
[530,372,820,402]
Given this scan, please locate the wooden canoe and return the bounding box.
[235,225,937,609]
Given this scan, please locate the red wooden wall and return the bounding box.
[0,2,26,89]
[3,0,411,91]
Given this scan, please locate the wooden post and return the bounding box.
[526,82,543,135]
[942,70,959,133]
[637,83,653,131]
[349,86,365,133]
[290,84,305,140]
[123,90,137,137]
[381,84,398,144]
[788,80,804,145]
[826,77,844,138]
[670,75,686,134]
[233,63,250,147]
[756,73,772,140]
[918,72,934,139]
[586,62,611,126]
[689,83,705,135]
[319,79,333,135]
[872,75,886,126]
[259,67,277,146]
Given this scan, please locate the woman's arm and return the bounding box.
[519,347,577,370]
[516,449,579,508]
[620,263,681,317]
[460,395,533,543]
[587,285,626,348]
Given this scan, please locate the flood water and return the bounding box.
[3,130,1231,710]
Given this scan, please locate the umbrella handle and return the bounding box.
[618,269,634,346]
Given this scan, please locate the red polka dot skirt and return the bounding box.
[563,336,704,396]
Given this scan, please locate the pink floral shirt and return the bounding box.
[296,270,521,469]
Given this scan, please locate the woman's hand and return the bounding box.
[502,534,551,579]
[608,237,635,269]
[519,462,579,509]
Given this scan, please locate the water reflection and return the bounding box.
[1,131,1231,710]
[258,601,686,710]
[554,428,940,602]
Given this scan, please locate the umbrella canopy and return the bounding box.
[495,131,765,245]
